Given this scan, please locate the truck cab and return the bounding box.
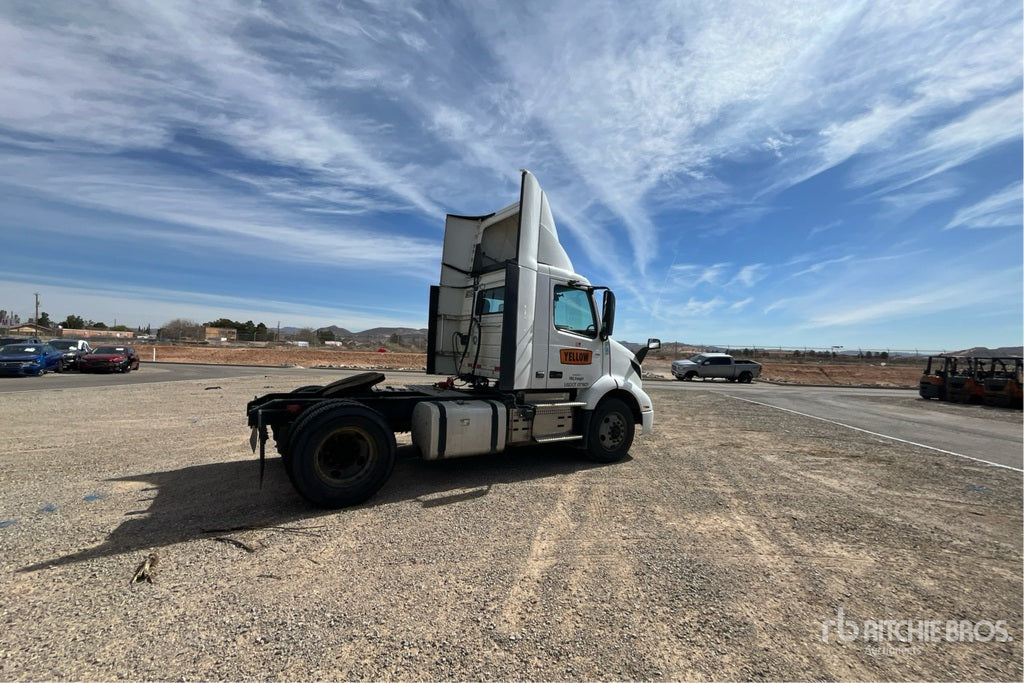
[428,170,653,433]
[248,170,659,508]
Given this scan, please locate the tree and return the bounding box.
[61,315,85,329]
[36,311,52,328]
[318,328,336,343]
[162,318,202,341]
[295,327,318,344]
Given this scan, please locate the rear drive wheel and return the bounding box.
[738,371,753,383]
[286,400,396,508]
[584,398,635,463]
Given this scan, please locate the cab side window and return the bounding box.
[553,285,597,337]
[475,286,505,316]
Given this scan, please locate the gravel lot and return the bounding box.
[0,372,1020,680]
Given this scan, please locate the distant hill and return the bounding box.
[274,325,429,350]
[954,346,1024,357]
[340,327,429,346]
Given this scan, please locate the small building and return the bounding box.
[59,328,135,339]
[6,323,56,337]
[205,327,238,342]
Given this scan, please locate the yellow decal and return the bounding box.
[560,349,593,365]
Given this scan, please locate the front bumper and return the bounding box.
[0,361,41,376]
[641,406,654,435]
[671,364,695,378]
[80,361,123,372]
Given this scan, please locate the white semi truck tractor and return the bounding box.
[247,170,660,508]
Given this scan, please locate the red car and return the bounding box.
[79,345,140,373]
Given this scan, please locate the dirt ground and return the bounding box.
[0,370,1019,680]
[138,345,924,388]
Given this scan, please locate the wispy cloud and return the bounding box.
[790,256,854,278]
[730,297,754,311]
[729,264,767,288]
[878,179,962,221]
[805,268,1021,327]
[670,263,730,287]
[1,155,440,277]
[945,181,1023,229]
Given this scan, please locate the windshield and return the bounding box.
[93,346,126,354]
[50,341,75,350]
[0,345,37,354]
[690,354,706,364]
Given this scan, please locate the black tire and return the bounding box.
[684,372,696,381]
[54,360,63,373]
[286,399,396,508]
[584,398,635,463]
[738,371,752,383]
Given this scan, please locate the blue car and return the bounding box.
[0,343,65,376]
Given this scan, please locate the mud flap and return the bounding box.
[250,410,268,488]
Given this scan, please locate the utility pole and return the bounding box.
[34,292,39,324]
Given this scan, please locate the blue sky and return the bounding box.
[0,1,1020,351]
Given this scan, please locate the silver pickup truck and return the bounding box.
[671,352,762,383]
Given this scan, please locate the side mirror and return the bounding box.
[600,290,616,340]
[635,338,661,365]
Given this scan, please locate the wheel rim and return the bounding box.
[597,410,626,451]
[314,426,376,485]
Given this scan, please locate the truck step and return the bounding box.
[533,434,583,444]
[528,401,587,409]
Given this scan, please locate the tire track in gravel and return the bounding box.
[660,439,852,678]
[499,477,583,634]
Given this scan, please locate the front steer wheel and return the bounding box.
[286,399,396,508]
[584,398,635,463]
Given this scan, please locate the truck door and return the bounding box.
[546,282,604,390]
[709,357,732,379]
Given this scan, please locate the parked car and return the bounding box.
[79,345,141,373]
[0,336,43,346]
[49,339,94,370]
[671,352,762,383]
[0,342,65,376]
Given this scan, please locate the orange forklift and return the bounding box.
[946,356,988,404]
[919,355,960,400]
[983,357,1023,409]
